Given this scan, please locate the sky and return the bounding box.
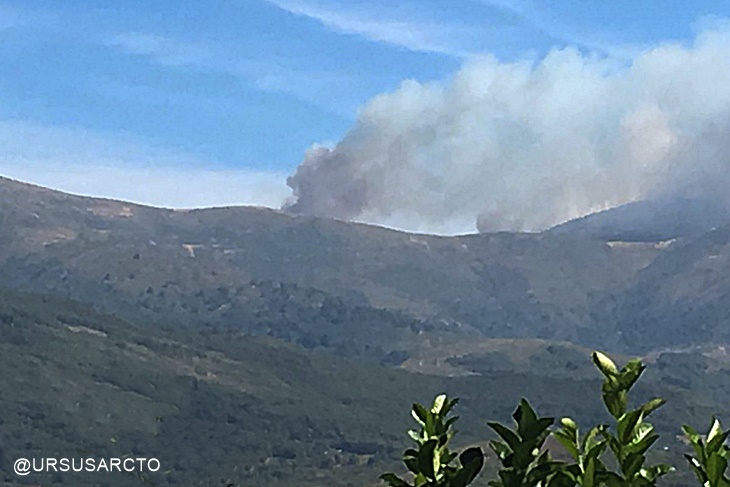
[3,1,730,233]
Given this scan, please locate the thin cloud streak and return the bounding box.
[475,0,644,60]
[262,0,477,57]
[107,32,214,67]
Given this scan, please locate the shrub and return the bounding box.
[380,394,484,487]
[381,350,727,487]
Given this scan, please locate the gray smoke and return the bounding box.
[286,26,730,234]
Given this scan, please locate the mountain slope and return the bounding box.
[1,288,726,487]
[5,175,730,354]
[3,178,730,486]
[549,197,730,241]
[0,288,454,486]
[0,176,662,353]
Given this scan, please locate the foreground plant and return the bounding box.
[380,394,484,487]
[379,350,730,487]
[553,352,672,487]
[487,399,564,487]
[683,418,730,487]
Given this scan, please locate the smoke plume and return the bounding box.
[286,26,730,234]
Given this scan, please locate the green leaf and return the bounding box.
[512,441,538,470]
[498,467,521,487]
[640,397,665,417]
[425,411,437,437]
[618,359,645,391]
[707,431,730,457]
[618,409,643,444]
[684,424,702,444]
[523,417,555,443]
[592,351,619,377]
[583,454,596,487]
[453,447,484,486]
[431,394,447,415]
[488,422,521,451]
[412,403,429,425]
[585,441,607,465]
[627,423,658,455]
[560,417,578,435]
[445,415,460,431]
[707,453,728,487]
[683,424,707,462]
[514,399,538,437]
[408,430,422,443]
[621,452,645,478]
[418,439,439,480]
[553,430,579,461]
[405,456,420,475]
[602,389,628,419]
[601,471,625,487]
[709,418,723,442]
[584,426,607,454]
[641,464,674,481]
[548,471,576,487]
[460,447,484,469]
[685,454,707,481]
[442,397,459,417]
[443,450,458,465]
[526,460,565,486]
[490,440,512,461]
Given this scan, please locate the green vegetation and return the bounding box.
[487,399,559,487]
[552,352,672,487]
[2,288,730,486]
[382,351,728,487]
[380,395,483,487]
[683,419,730,487]
[1,175,720,358]
[3,178,730,486]
[0,289,449,486]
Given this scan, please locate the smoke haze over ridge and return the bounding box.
[285,25,730,235]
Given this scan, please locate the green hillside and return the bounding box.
[0,289,727,486]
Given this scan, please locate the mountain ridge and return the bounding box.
[3,176,730,486]
[2,175,728,353]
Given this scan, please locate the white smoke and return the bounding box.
[286,25,730,234]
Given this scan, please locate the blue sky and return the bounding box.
[2,0,730,217]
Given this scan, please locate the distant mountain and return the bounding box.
[0,176,660,353]
[549,197,730,241]
[4,177,730,486]
[2,176,730,354]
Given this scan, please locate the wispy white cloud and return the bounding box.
[0,121,290,209]
[107,32,214,67]
[262,0,480,57]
